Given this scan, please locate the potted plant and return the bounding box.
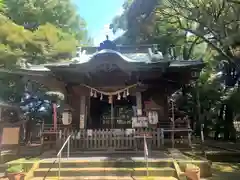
[6,164,25,180]
[184,164,200,180]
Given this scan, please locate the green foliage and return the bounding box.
[157,0,240,62]
[0,0,89,121]
[112,0,240,139]
[4,0,87,40]
[26,23,77,64]
[0,73,24,103]
[0,18,78,66]
[0,0,91,67]
[7,164,23,173]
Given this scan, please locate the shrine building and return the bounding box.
[1,38,204,131]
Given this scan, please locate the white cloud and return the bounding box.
[93,7,125,46]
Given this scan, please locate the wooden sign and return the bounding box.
[132,116,148,128]
[2,127,20,145]
[125,129,135,135]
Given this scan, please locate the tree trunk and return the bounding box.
[214,105,224,140]
[224,103,233,140]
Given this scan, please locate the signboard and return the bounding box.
[79,114,85,129]
[132,116,148,128]
[2,127,20,145]
[125,129,135,135]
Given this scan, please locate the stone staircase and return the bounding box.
[31,158,179,180]
[0,164,7,178]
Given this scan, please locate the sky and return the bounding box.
[73,0,125,45]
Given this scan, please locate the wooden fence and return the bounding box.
[59,128,192,151]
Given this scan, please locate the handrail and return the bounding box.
[143,134,149,177]
[57,133,72,180]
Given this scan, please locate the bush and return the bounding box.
[7,164,23,173]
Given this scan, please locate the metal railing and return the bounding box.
[57,133,72,180]
[143,134,149,177]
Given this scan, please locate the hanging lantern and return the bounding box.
[108,95,113,104]
[126,89,130,96]
[62,107,72,125]
[117,93,121,100]
[90,89,93,96]
[94,91,97,98]
[123,91,126,98]
[100,93,103,100]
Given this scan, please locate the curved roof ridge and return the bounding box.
[91,49,149,62]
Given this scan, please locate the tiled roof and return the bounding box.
[14,47,204,72]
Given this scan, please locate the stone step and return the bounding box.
[33,167,176,177]
[39,160,173,169]
[0,172,5,178]
[31,176,178,180]
[0,164,7,173]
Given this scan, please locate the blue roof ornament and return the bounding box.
[98,35,117,51]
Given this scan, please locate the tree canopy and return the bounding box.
[0,0,90,122]
[111,0,240,140]
[0,0,91,67]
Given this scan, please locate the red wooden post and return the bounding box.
[53,103,57,131]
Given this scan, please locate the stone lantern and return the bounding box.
[62,105,72,125]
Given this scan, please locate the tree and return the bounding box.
[0,18,78,67]
[26,23,78,64]
[111,0,206,59]
[157,0,240,64]
[0,0,90,130]
[156,0,240,140]
[0,14,28,67]
[111,0,240,140]
[4,0,87,42]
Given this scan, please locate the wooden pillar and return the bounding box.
[52,103,57,131]
[79,96,86,129]
[111,102,114,129]
[0,107,2,121]
[136,92,142,116]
